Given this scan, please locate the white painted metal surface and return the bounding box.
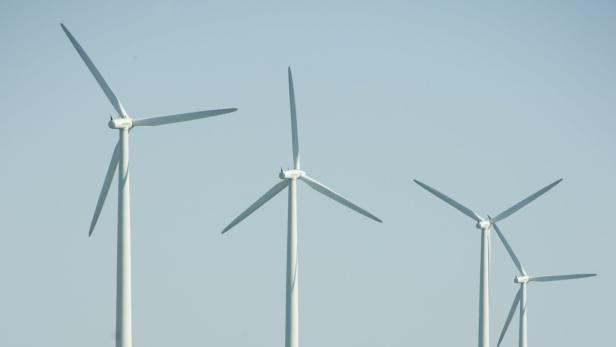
[286,178,299,347]
[117,128,132,347]
[519,283,527,347]
[478,226,490,347]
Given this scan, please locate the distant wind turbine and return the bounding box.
[493,223,596,347]
[222,67,382,347]
[413,178,562,347]
[61,23,237,347]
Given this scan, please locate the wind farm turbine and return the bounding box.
[493,223,596,347]
[221,67,382,347]
[413,178,562,347]
[61,23,237,347]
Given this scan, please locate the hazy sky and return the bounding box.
[1,1,614,346]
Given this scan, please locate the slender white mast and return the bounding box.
[478,226,490,347]
[285,178,299,347]
[116,128,133,347]
[519,283,527,347]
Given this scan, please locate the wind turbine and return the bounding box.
[413,178,562,347]
[221,67,382,347]
[493,223,596,347]
[61,23,237,347]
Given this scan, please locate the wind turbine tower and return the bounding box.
[61,24,237,347]
[222,68,382,347]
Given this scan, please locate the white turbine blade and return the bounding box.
[60,23,128,118]
[132,108,237,127]
[288,67,300,169]
[529,273,596,282]
[89,141,120,236]
[492,178,562,223]
[497,288,522,347]
[413,179,481,222]
[299,175,382,223]
[221,180,289,234]
[491,220,527,276]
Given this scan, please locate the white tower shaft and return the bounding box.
[116,129,133,347]
[285,179,299,347]
[519,283,527,347]
[478,227,490,347]
[285,178,299,347]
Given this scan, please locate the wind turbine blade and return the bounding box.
[497,288,522,347]
[221,180,289,234]
[89,141,120,236]
[413,179,481,222]
[491,221,527,275]
[299,175,382,223]
[60,23,127,118]
[288,67,300,169]
[529,273,596,282]
[492,179,562,223]
[132,108,237,127]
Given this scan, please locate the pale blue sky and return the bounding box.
[1,1,614,346]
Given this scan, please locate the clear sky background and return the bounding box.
[0,1,614,346]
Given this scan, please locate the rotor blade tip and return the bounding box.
[413,179,428,189]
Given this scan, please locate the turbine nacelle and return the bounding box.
[108,117,133,129]
[279,169,305,180]
[476,219,491,230]
[514,275,530,284]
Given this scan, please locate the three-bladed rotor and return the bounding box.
[61,23,237,236]
[221,67,381,234]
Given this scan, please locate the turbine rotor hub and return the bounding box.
[279,169,305,180]
[476,219,491,230]
[515,275,529,284]
[108,117,133,129]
